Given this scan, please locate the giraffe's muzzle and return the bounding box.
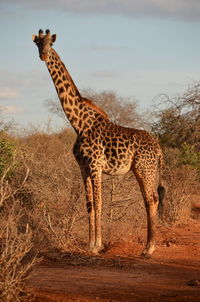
[40,54,48,61]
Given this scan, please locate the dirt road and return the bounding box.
[28,221,200,302]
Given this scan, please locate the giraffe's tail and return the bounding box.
[157,185,165,219]
[157,152,166,219]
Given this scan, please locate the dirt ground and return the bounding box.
[27,219,200,302]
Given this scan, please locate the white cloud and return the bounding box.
[0,68,49,96]
[0,88,19,100]
[0,105,24,113]
[2,0,200,21]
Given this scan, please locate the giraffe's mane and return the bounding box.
[82,98,109,120]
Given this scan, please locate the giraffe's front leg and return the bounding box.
[91,169,103,254]
[82,173,95,251]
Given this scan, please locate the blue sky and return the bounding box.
[0,0,200,130]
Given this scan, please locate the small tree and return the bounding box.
[152,81,200,149]
[82,90,146,129]
[45,90,147,130]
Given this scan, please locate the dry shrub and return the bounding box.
[0,141,39,302]
[31,178,86,251]
[0,205,38,302]
[162,165,198,224]
[22,130,87,251]
[101,173,146,244]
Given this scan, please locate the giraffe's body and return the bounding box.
[74,120,162,178]
[32,29,165,257]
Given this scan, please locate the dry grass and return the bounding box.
[0,129,199,275]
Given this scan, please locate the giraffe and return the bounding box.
[32,29,165,258]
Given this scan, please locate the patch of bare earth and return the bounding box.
[27,220,200,302]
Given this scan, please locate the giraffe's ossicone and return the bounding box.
[32,29,165,258]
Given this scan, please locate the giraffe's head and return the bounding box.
[32,29,56,62]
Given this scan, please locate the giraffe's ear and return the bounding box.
[52,34,56,43]
[32,35,38,43]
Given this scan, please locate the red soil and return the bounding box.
[28,220,200,302]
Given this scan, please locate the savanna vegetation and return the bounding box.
[0,84,199,301]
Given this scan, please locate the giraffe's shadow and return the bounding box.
[38,246,142,269]
[36,243,148,268]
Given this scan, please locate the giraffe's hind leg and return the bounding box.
[90,168,103,254]
[141,187,159,258]
[133,165,159,258]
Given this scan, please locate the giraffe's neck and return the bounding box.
[46,49,98,134]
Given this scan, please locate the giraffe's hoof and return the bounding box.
[140,246,155,259]
[140,251,152,259]
[90,245,104,255]
[91,248,100,255]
